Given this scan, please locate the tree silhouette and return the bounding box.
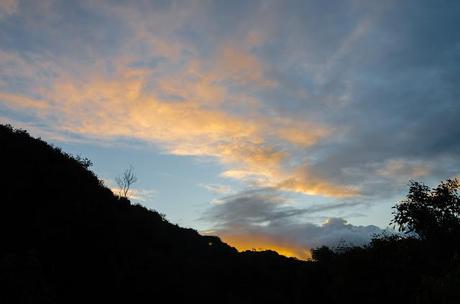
[115,166,137,198]
[311,245,335,262]
[391,178,460,240]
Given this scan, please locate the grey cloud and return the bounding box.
[259,0,460,201]
[203,189,386,257]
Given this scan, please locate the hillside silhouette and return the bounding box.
[1,123,460,303]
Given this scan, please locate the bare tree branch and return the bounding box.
[116,166,137,198]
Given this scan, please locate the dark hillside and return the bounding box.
[0,124,316,304]
[2,123,460,304]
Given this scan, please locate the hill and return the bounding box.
[0,124,318,303]
[1,123,460,304]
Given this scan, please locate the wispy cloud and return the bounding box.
[110,187,155,201]
[375,159,431,180]
[108,185,156,202]
[200,183,233,195]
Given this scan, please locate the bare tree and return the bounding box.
[116,166,137,198]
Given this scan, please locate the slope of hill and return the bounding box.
[0,124,319,304]
[2,123,460,304]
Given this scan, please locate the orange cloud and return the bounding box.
[278,176,359,197]
[0,93,49,111]
[0,44,356,198]
[214,46,276,87]
[271,120,331,147]
[376,159,431,179]
[155,62,227,105]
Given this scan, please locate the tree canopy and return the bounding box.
[392,179,460,240]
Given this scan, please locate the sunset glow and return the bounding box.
[219,234,312,260]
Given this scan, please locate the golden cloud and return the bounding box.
[0,43,357,198]
[277,176,359,197]
[214,46,276,87]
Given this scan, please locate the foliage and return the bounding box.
[74,155,93,169]
[391,179,460,240]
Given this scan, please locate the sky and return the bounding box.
[1,0,459,259]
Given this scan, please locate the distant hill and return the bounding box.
[1,123,459,304]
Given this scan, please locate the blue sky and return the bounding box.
[1,0,459,259]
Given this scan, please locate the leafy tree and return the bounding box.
[391,179,460,240]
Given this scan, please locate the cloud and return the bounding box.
[375,159,431,180]
[109,186,156,202]
[276,166,360,197]
[0,46,355,198]
[0,0,18,17]
[202,189,384,260]
[0,92,49,111]
[213,45,276,87]
[200,183,233,195]
[253,0,460,202]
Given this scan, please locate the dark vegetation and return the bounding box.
[1,123,460,303]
